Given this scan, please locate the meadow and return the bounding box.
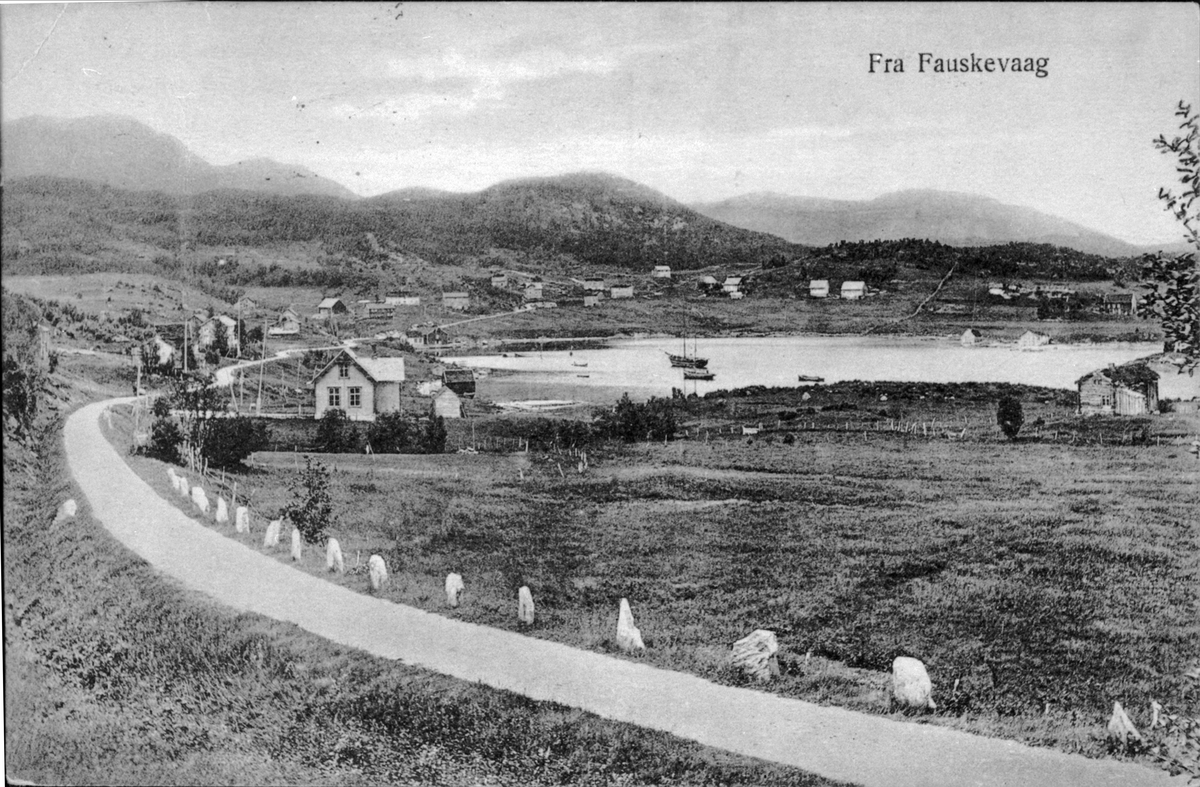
[4,353,841,786]
[109,383,1200,767]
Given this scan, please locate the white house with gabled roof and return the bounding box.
[310,348,405,422]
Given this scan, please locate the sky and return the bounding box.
[1,2,1197,245]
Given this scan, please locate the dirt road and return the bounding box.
[65,398,1179,787]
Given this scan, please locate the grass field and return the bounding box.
[107,383,1200,769]
[5,368,842,786]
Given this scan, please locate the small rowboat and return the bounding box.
[797,375,824,383]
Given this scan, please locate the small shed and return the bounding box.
[490,273,508,288]
[583,294,600,308]
[406,325,449,348]
[234,295,258,313]
[729,290,745,300]
[722,276,743,294]
[442,366,477,398]
[583,278,606,292]
[1076,363,1159,416]
[443,292,470,311]
[809,280,829,298]
[268,308,301,336]
[524,283,545,301]
[610,284,634,299]
[840,281,866,300]
[432,388,463,419]
[698,275,721,293]
[1017,330,1050,349]
[961,328,983,347]
[651,265,672,279]
[318,297,348,317]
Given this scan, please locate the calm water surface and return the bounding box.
[455,336,1198,404]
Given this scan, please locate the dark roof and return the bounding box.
[1075,362,1159,388]
[442,366,475,384]
[1103,293,1135,303]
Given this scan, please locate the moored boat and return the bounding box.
[667,352,709,369]
[683,367,715,381]
[797,374,824,383]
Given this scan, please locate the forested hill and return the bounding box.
[2,173,805,272]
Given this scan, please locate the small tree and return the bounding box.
[1145,101,1200,372]
[204,415,270,470]
[997,396,1024,441]
[315,408,357,453]
[282,457,335,545]
[366,410,413,453]
[419,415,448,454]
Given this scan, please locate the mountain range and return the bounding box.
[689,191,1151,258]
[1,115,357,200]
[2,114,1184,259]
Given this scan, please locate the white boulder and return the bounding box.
[445,573,464,607]
[53,499,78,524]
[235,506,250,533]
[368,555,388,591]
[191,486,209,514]
[731,629,779,682]
[326,538,344,573]
[290,528,303,562]
[215,496,229,523]
[263,519,282,547]
[892,656,936,710]
[616,598,646,651]
[518,586,535,625]
[1107,701,1142,746]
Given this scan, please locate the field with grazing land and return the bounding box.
[107,382,1200,768]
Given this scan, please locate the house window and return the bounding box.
[338,363,350,379]
[328,387,341,407]
[348,387,362,408]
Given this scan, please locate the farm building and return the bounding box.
[840,281,867,300]
[1102,293,1138,316]
[697,275,721,294]
[1035,285,1076,300]
[651,265,672,279]
[197,315,239,354]
[442,366,476,398]
[1017,330,1051,349]
[524,283,545,301]
[610,284,634,299]
[234,295,258,313]
[432,388,463,419]
[729,290,745,300]
[583,278,606,292]
[443,292,470,311]
[490,273,508,288]
[1076,363,1159,416]
[406,325,450,348]
[384,292,421,306]
[310,348,406,422]
[268,308,301,337]
[583,294,600,308]
[722,276,743,294]
[961,328,983,347]
[318,297,348,317]
[809,280,829,298]
[361,302,395,321]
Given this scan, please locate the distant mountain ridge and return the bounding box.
[2,115,358,200]
[691,190,1148,258]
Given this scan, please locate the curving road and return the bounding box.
[65,399,1179,787]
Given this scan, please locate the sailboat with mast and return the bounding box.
[665,311,709,368]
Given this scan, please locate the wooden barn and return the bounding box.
[432,387,464,419]
[961,328,983,347]
[442,366,477,398]
[1076,362,1159,416]
[809,280,829,298]
[317,297,348,317]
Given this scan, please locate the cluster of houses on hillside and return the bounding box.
[987,282,1140,316]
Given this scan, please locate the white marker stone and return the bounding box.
[368,555,388,590]
[1107,701,1142,746]
[177,475,190,496]
[191,485,209,514]
[518,586,535,625]
[445,573,464,607]
[616,598,646,651]
[892,656,936,710]
[167,468,178,486]
[290,527,303,562]
[54,499,78,524]
[235,506,250,533]
[731,629,779,682]
[215,496,229,523]
[263,519,282,547]
[326,538,344,573]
